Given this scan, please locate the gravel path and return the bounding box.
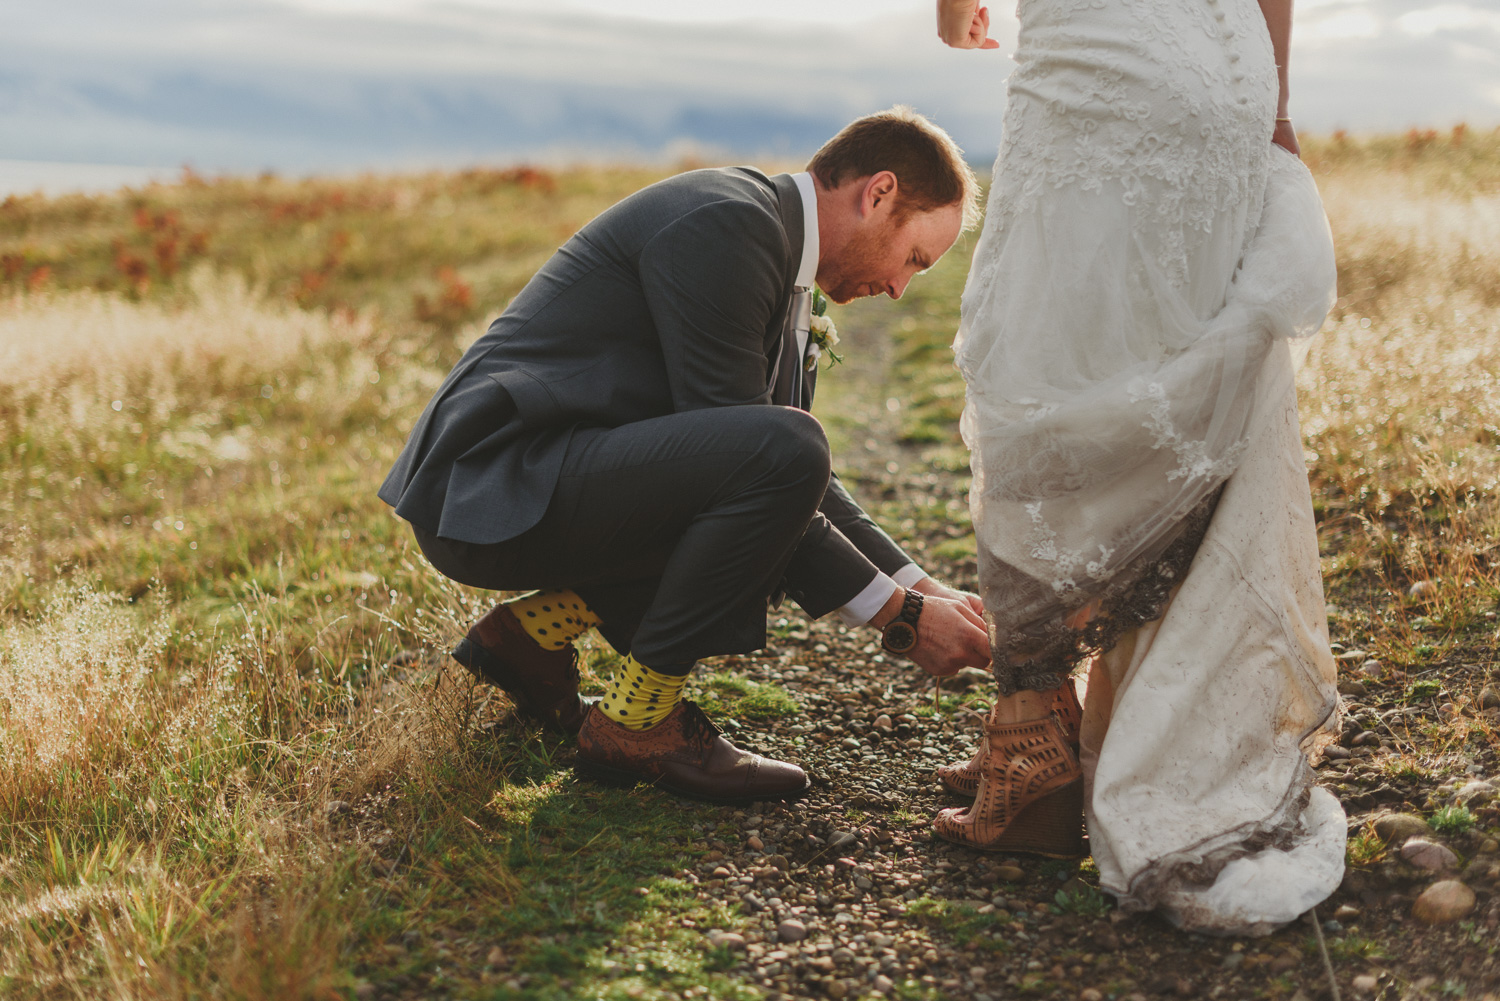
[666,311,1500,1000]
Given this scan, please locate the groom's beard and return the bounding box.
[819,217,900,304]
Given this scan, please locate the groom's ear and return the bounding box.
[859,171,899,220]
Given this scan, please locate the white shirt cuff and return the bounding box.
[891,563,927,589]
[836,573,899,628]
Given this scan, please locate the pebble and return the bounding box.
[828,831,857,850]
[777,919,808,943]
[1336,649,1369,663]
[1412,880,1477,924]
[1408,579,1438,601]
[1401,838,1458,871]
[1334,904,1360,922]
[996,865,1025,882]
[747,835,765,852]
[1373,812,1431,843]
[827,980,848,999]
[1324,745,1351,760]
[1352,974,1379,994]
[708,930,747,951]
[486,946,506,967]
[1479,686,1500,710]
[324,800,351,818]
[1358,659,1384,679]
[874,714,894,730]
[1479,839,1499,855]
[1079,991,1105,1001]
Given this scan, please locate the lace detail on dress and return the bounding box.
[989,490,1220,695]
[965,0,1277,303]
[1132,380,1251,483]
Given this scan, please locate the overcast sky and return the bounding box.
[1,0,1497,187]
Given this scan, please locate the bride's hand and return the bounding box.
[937,0,1000,49]
[1272,118,1300,156]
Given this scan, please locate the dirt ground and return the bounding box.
[624,307,1500,1001]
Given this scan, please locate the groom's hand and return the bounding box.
[872,587,991,678]
[912,594,993,677]
[911,575,985,627]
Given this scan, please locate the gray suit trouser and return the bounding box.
[414,404,871,674]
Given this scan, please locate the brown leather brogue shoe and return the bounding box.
[451,604,593,735]
[575,701,810,804]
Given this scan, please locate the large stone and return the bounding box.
[1401,839,1458,871]
[1373,813,1431,844]
[1455,781,1496,805]
[1412,881,1476,924]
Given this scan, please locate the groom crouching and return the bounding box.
[379,107,992,804]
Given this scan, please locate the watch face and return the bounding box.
[883,621,918,654]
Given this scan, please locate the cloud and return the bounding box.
[1,0,1495,174]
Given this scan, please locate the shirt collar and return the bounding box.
[792,171,818,290]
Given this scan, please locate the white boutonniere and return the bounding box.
[806,288,842,371]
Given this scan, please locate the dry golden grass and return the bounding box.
[1,136,1498,997]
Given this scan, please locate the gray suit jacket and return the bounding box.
[379,168,913,616]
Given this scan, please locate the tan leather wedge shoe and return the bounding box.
[937,679,1083,798]
[932,713,1086,858]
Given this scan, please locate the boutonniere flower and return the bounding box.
[806,288,842,370]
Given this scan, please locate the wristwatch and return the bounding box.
[880,588,924,655]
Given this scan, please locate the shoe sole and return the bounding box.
[935,777,1088,859]
[451,637,590,736]
[575,758,811,806]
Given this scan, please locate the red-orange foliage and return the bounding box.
[413,266,477,328]
[457,166,558,196]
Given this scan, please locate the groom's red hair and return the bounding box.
[808,106,980,231]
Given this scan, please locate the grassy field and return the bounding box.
[2,127,1499,1000]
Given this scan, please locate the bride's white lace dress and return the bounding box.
[957,0,1346,933]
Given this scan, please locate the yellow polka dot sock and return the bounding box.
[504,589,601,651]
[599,655,690,731]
